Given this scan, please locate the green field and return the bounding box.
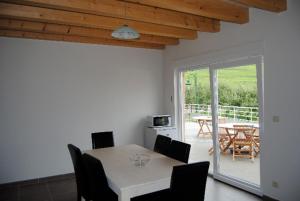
[218,65,257,90]
[185,65,257,90]
[184,65,258,107]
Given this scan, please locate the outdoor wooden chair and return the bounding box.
[218,131,230,153]
[253,129,260,156]
[232,125,255,161]
[208,118,229,155]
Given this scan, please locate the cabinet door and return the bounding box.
[157,129,176,139]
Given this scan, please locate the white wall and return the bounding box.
[163,1,300,200]
[0,38,164,184]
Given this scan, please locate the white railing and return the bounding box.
[185,104,259,122]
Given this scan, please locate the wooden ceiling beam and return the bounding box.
[231,0,287,12]
[0,29,165,49]
[0,18,179,45]
[0,2,197,39]
[123,0,249,24]
[5,0,220,32]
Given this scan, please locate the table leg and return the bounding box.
[198,120,212,137]
[205,121,212,135]
[197,120,205,136]
[219,128,237,154]
[208,147,214,155]
[119,192,131,201]
[222,128,234,152]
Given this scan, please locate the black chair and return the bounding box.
[167,140,191,163]
[168,161,210,201]
[91,131,114,149]
[131,161,210,201]
[67,144,90,201]
[153,135,172,155]
[82,154,118,201]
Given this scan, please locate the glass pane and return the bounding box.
[182,68,214,173]
[216,65,260,186]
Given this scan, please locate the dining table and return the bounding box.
[85,144,184,201]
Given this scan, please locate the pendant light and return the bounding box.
[111,25,140,40]
[111,3,140,40]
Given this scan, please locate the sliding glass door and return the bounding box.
[178,56,263,195]
[180,67,214,173]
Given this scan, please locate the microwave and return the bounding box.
[147,115,171,127]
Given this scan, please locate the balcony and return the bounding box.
[184,104,260,185]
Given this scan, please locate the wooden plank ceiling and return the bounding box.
[0,0,287,49]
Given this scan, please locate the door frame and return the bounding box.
[175,56,264,196]
[210,56,264,195]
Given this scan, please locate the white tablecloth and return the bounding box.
[85,144,183,201]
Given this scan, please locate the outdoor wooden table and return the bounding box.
[85,144,184,201]
[192,116,213,137]
[208,122,259,154]
[193,116,226,137]
[218,123,259,153]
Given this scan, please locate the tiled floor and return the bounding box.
[0,177,77,201]
[0,176,262,201]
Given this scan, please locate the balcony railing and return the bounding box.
[185,104,259,123]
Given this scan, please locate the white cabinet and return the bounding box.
[144,127,177,150]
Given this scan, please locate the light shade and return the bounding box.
[111,25,140,40]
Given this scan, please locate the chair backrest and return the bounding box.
[233,125,254,139]
[170,161,210,201]
[81,154,110,199]
[91,131,114,149]
[154,134,172,155]
[167,140,191,163]
[67,144,89,199]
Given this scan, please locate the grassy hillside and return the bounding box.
[218,65,257,90]
[185,65,257,89]
[184,65,258,107]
